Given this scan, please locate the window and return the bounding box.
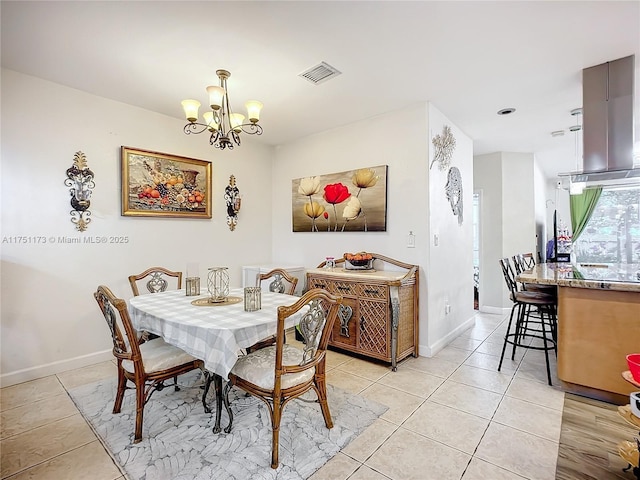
[574,186,640,263]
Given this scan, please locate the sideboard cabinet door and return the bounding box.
[306,254,418,370]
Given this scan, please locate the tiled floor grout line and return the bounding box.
[343,314,513,480]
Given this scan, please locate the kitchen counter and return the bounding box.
[517,263,640,292]
[518,263,640,404]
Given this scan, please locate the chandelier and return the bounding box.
[181,69,263,150]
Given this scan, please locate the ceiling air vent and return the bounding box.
[298,62,341,85]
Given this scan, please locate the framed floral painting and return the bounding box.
[121,146,212,218]
[292,165,388,232]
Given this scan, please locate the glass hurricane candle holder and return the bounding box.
[186,262,201,296]
[207,267,229,302]
[185,277,200,296]
[244,287,261,312]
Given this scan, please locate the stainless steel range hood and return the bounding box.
[562,54,639,187]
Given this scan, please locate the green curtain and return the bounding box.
[570,186,602,241]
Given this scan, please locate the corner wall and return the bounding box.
[0,69,275,386]
[271,102,474,355]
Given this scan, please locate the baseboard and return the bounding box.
[418,315,477,357]
[479,305,510,315]
[0,349,113,388]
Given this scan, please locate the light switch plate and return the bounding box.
[407,231,415,248]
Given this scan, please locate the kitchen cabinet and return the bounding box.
[306,253,418,370]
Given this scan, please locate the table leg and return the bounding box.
[201,370,224,433]
[212,374,223,434]
[201,371,213,414]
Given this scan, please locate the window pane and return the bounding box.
[574,186,640,264]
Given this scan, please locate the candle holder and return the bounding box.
[186,262,201,296]
[207,267,229,303]
[185,277,200,296]
[244,287,261,312]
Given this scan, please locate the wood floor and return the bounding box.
[556,393,640,480]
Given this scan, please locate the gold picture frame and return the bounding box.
[121,146,212,218]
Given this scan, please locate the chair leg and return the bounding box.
[133,380,145,443]
[113,363,126,414]
[540,308,553,386]
[315,363,333,429]
[498,304,518,371]
[173,375,180,391]
[270,396,282,469]
[511,303,525,360]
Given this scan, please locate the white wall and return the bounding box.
[271,102,474,355]
[533,160,547,261]
[0,69,275,386]
[426,104,475,353]
[473,153,504,310]
[474,152,538,310]
[1,73,476,385]
[545,178,572,251]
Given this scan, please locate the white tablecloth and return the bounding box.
[128,288,303,378]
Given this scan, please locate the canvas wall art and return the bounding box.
[292,165,387,232]
[121,146,212,218]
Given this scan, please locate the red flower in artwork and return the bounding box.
[323,183,351,205]
[323,211,329,219]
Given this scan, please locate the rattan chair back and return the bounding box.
[128,267,183,296]
[223,288,342,468]
[257,268,298,295]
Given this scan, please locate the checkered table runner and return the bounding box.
[128,288,303,378]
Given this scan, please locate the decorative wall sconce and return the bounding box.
[64,151,94,231]
[225,175,241,231]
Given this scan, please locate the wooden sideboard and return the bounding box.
[306,253,419,370]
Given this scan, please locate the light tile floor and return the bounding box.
[1,311,567,479]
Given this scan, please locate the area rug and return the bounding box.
[68,371,387,480]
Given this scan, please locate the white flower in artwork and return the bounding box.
[342,196,362,221]
[298,176,321,196]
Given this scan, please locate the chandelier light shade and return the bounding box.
[182,69,263,150]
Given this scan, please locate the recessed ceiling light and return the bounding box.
[497,108,516,115]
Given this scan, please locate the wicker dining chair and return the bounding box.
[128,267,183,297]
[222,288,342,468]
[257,268,298,295]
[246,268,300,353]
[94,285,202,443]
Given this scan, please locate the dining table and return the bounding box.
[127,287,304,432]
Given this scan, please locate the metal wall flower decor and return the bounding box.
[292,165,387,232]
[430,125,456,171]
[64,151,94,231]
[224,175,241,231]
[445,166,464,225]
[430,124,464,225]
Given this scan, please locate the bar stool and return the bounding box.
[498,258,558,385]
[512,253,558,298]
